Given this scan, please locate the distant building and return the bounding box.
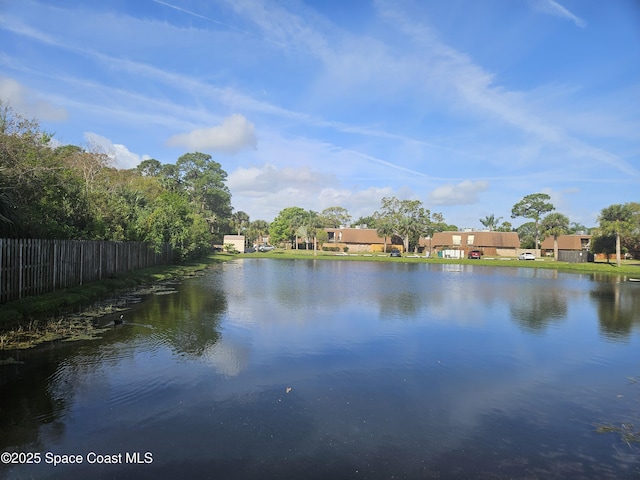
[223,235,245,253]
[324,227,403,253]
[430,231,520,257]
[541,234,593,262]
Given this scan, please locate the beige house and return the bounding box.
[222,234,246,253]
[430,231,521,257]
[324,227,404,253]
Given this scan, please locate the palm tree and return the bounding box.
[302,210,323,256]
[540,213,570,261]
[231,210,250,235]
[479,214,502,231]
[597,204,634,267]
[374,214,394,253]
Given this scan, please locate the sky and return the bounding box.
[1,0,639,229]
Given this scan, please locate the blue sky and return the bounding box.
[1,0,638,228]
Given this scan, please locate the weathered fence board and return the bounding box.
[0,239,171,304]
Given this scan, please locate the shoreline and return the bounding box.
[239,250,640,278]
[1,251,638,350]
[0,254,232,350]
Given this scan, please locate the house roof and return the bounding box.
[541,234,591,250]
[431,231,520,248]
[325,228,389,244]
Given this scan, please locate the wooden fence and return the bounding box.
[0,239,172,304]
[557,250,594,263]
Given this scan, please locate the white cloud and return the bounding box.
[228,163,337,195]
[0,76,67,121]
[83,132,147,169]
[428,180,489,206]
[166,114,257,153]
[529,0,586,28]
[227,162,396,221]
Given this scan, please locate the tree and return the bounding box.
[374,213,395,253]
[596,203,635,267]
[136,191,210,261]
[375,197,404,252]
[136,158,163,177]
[269,206,306,247]
[176,152,231,215]
[517,222,537,249]
[0,166,15,228]
[479,214,502,231]
[352,215,377,229]
[321,206,351,228]
[496,221,513,232]
[396,200,430,253]
[231,210,250,236]
[568,222,589,234]
[375,197,436,253]
[511,193,555,255]
[247,219,270,247]
[302,210,323,255]
[591,235,616,263]
[540,213,570,261]
[621,202,640,260]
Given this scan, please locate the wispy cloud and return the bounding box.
[529,0,587,28]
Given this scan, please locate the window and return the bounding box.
[452,235,461,246]
[467,235,474,245]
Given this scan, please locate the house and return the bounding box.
[430,231,520,258]
[324,227,403,253]
[541,234,593,262]
[222,235,246,253]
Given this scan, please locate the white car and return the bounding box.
[518,252,536,260]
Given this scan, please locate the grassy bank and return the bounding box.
[238,249,640,278]
[0,253,233,349]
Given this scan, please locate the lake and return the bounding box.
[1,259,639,479]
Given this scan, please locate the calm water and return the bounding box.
[1,259,639,479]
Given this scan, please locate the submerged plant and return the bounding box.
[595,423,640,448]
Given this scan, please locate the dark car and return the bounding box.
[468,250,482,259]
[390,248,401,257]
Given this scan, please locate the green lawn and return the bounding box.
[239,248,640,277]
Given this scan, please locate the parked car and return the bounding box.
[468,250,482,259]
[257,244,275,252]
[518,252,536,260]
[390,248,401,257]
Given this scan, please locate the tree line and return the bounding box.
[1,101,637,264]
[0,101,234,260]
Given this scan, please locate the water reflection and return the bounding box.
[1,260,639,480]
[590,281,640,339]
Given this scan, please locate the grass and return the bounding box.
[239,248,640,277]
[0,253,234,349]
